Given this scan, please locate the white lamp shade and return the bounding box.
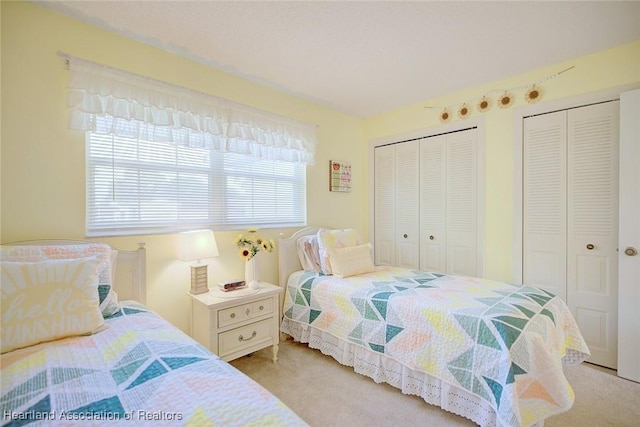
[178,229,219,262]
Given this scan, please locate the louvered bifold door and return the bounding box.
[567,101,619,369]
[419,135,447,272]
[374,144,396,266]
[523,111,568,299]
[395,141,420,269]
[446,129,478,277]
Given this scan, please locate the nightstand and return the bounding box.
[189,282,284,362]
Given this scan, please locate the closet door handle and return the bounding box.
[586,244,595,250]
[624,247,638,256]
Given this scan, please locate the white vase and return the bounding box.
[245,256,260,289]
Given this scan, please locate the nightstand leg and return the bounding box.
[272,343,279,363]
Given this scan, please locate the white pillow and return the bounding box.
[1,257,106,353]
[296,235,322,272]
[317,228,363,275]
[328,243,376,278]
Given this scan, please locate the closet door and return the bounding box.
[567,101,619,369]
[374,144,396,266]
[523,111,568,298]
[374,128,480,274]
[395,141,420,268]
[419,135,447,272]
[446,129,478,276]
[523,101,619,369]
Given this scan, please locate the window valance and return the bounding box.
[64,54,317,164]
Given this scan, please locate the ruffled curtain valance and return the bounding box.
[64,54,316,164]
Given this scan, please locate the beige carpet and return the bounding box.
[230,337,640,426]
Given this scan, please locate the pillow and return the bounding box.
[0,243,120,317]
[296,235,322,272]
[328,243,376,278]
[1,257,106,353]
[317,228,363,275]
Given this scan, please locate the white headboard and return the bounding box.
[278,226,330,287]
[112,243,147,304]
[3,240,147,305]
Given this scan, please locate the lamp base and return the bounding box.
[189,264,209,295]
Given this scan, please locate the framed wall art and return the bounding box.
[329,160,352,192]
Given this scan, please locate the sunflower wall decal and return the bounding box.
[425,66,574,121]
[439,108,451,123]
[498,92,514,109]
[477,96,492,113]
[525,85,543,103]
[458,103,471,119]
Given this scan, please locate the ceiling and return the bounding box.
[34,1,640,118]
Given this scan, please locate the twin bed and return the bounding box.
[0,240,306,426]
[278,226,590,427]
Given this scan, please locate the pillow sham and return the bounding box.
[1,257,105,353]
[0,243,120,317]
[328,243,376,278]
[317,228,363,275]
[296,235,322,272]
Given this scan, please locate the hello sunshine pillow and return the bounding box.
[0,243,119,317]
[0,257,106,353]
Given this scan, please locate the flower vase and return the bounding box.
[245,256,259,289]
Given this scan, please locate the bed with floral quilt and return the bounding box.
[278,227,590,427]
[1,241,306,427]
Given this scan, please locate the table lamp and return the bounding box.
[179,229,219,294]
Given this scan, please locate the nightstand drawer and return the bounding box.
[218,318,273,357]
[218,297,274,328]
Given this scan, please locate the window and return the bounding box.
[64,54,315,236]
[86,126,306,236]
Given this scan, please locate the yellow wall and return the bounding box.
[364,40,640,282]
[1,1,365,332]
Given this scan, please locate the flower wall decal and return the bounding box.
[234,228,275,260]
[525,85,543,103]
[477,96,492,113]
[498,92,514,109]
[440,108,451,123]
[458,103,471,119]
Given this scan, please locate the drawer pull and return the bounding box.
[230,313,236,318]
[245,308,250,316]
[259,305,264,311]
[238,331,257,342]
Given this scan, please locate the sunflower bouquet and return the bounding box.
[234,228,275,260]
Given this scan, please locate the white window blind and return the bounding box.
[86,121,306,236]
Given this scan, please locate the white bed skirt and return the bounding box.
[281,317,512,427]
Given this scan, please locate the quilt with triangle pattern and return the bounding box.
[1,301,307,427]
[282,266,590,427]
